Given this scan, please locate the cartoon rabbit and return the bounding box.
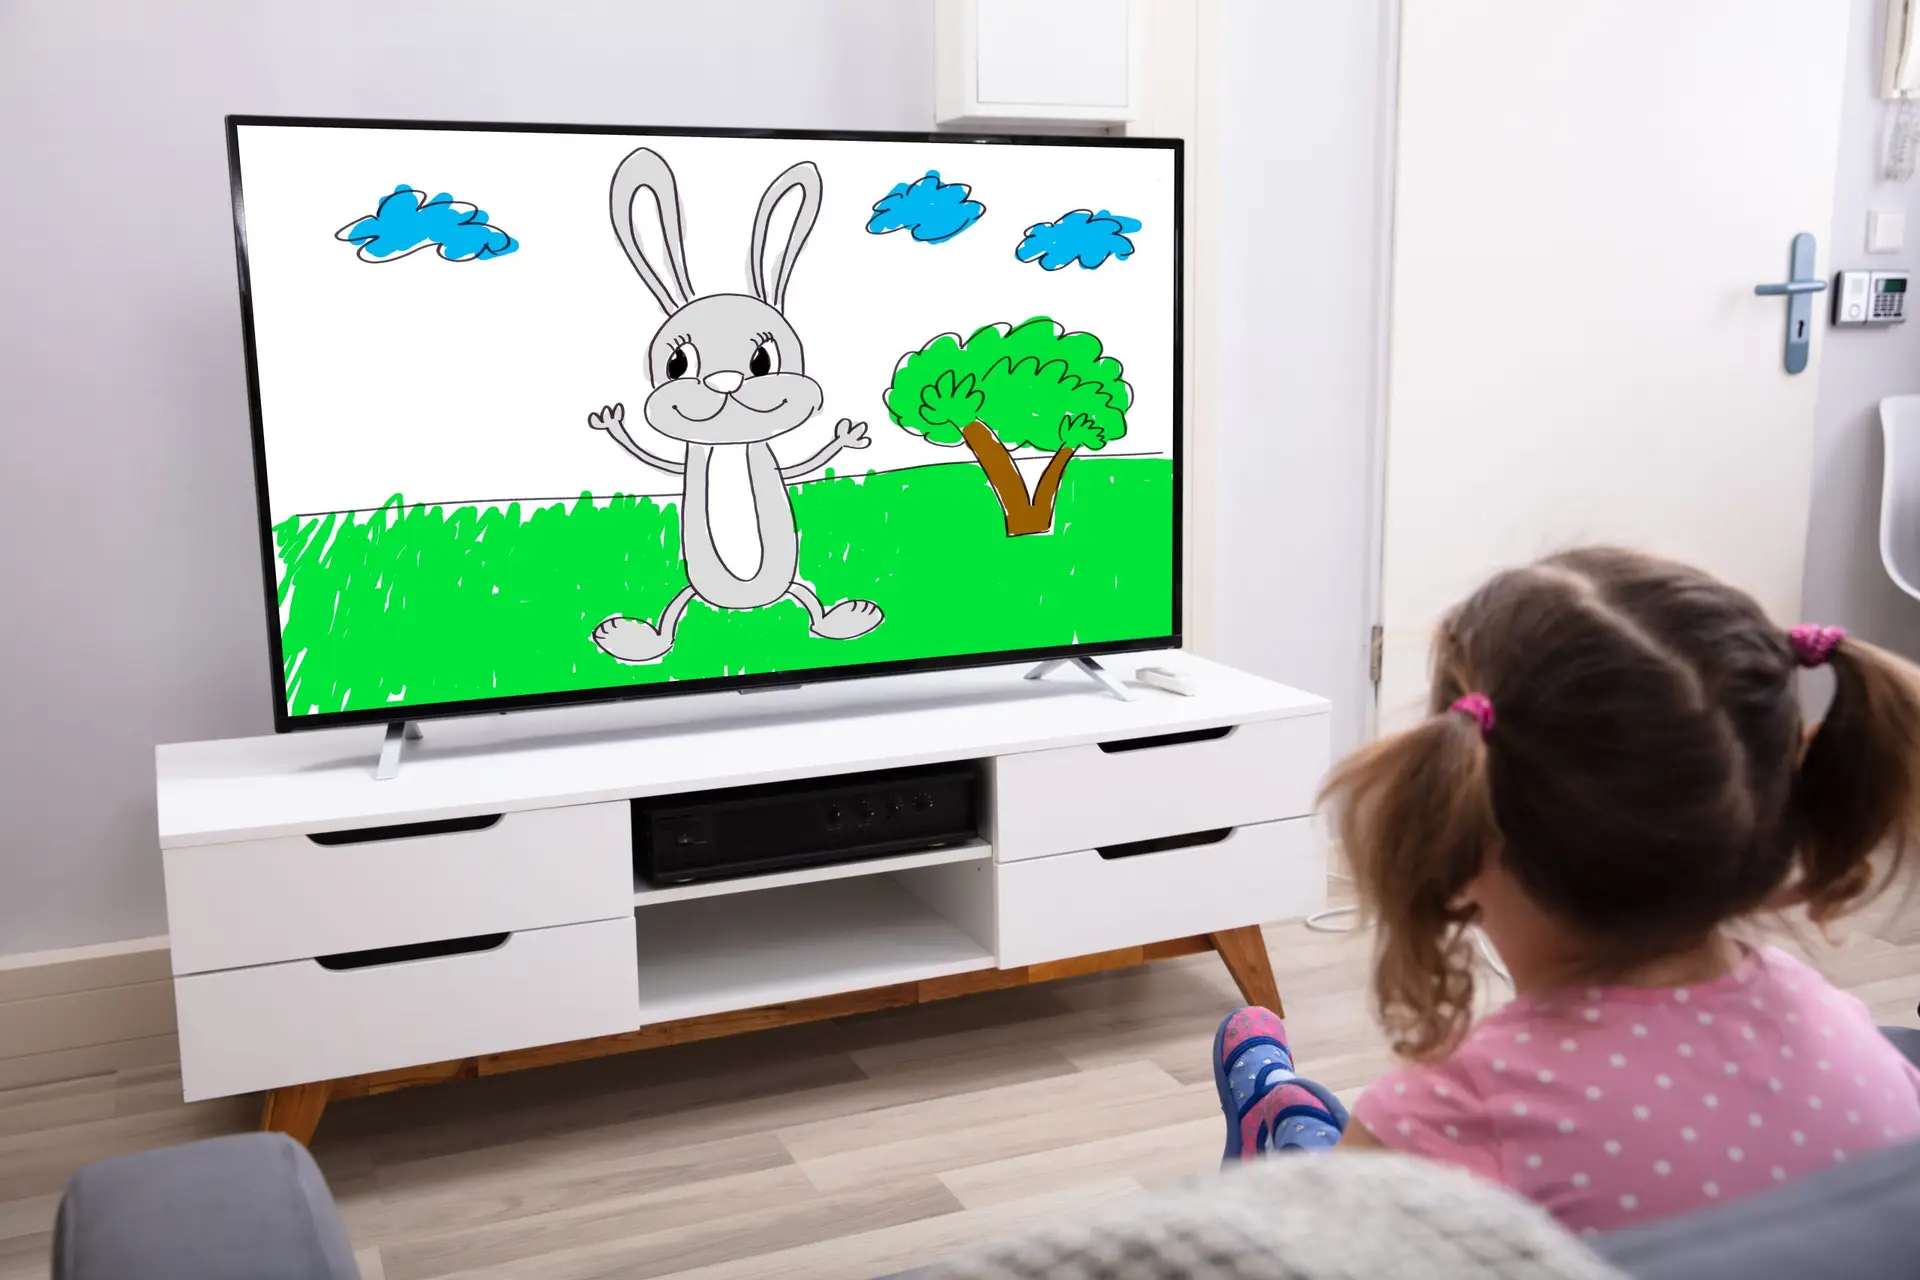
[586,147,883,663]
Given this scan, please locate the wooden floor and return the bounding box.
[2,891,1914,1280]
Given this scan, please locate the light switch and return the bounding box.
[1868,210,1906,253]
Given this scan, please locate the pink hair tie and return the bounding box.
[1449,692,1495,737]
[1789,624,1846,668]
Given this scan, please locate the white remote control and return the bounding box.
[1135,665,1196,697]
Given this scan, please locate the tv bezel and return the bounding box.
[225,114,1184,733]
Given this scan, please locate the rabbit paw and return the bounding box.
[588,403,626,432]
[811,599,884,640]
[591,615,673,663]
[833,418,871,449]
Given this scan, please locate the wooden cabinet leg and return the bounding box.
[1208,925,1284,1017]
[260,1081,331,1147]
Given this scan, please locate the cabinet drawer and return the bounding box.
[992,715,1327,862]
[996,819,1324,968]
[163,802,633,975]
[174,917,640,1100]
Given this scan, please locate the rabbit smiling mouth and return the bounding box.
[671,395,790,423]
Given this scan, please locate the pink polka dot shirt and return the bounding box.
[1354,945,1920,1234]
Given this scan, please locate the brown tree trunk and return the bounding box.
[1027,445,1077,531]
[959,421,1074,536]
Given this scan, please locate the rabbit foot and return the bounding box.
[592,616,674,663]
[810,599,884,640]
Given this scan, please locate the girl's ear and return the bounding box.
[609,148,695,315]
[749,161,822,313]
[1452,859,1494,915]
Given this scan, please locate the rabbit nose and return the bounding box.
[703,370,745,395]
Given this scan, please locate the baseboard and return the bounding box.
[0,937,179,1090]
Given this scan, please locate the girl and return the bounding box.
[1213,547,1920,1234]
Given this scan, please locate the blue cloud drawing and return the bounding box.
[1015,209,1142,271]
[866,171,985,244]
[334,185,519,263]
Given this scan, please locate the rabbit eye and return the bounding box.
[749,337,780,378]
[664,341,699,381]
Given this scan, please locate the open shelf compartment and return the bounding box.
[631,840,991,908]
[631,870,996,1026]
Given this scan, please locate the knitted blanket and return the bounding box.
[912,1153,1624,1280]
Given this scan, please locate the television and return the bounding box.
[227,116,1182,730]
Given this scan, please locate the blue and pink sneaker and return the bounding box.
[1212,1006,1349,1161]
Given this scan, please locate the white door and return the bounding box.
[1377,0,1851,726]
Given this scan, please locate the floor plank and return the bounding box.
[936,1116,1219,1208]
[381,1164,823,1280]
[791,1079,1207,1195]
[0,1196,57,1247]
[428,1177,961,1280]
[656,1178,1143,1280]
[352,1133,794,1245]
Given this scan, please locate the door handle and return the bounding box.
[1755,232,1825,374]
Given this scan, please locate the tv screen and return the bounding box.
[227,117,1182,730]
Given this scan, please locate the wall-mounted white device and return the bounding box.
[935,0,1147,128]
[1883,2,1920,177]
[1870,210,1908,253]
[1886,0,1920,98]
[1833,271,1910,325]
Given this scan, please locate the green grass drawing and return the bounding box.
[274,457,1173,717]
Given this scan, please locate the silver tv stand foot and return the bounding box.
[375,721,425,781]
[1023,656,1136,702]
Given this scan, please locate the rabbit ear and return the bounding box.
[608,148,695,314]
[749,161,821,312]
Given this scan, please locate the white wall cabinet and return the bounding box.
[936,0,1147,127]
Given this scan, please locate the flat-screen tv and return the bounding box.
[227,116,1182,730]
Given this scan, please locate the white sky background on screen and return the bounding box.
[233,125,1177,520]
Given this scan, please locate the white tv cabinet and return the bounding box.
[154,651,1330,1143]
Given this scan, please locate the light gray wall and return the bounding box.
[0,0,935,953]
[1802,0,1920,658]
[1207,0,1390,756]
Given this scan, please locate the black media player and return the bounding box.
[633,762,980,887]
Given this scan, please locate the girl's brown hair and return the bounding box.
[1323,547,1920,1061]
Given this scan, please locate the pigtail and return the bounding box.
[1319,710,1498,1061]
[1795,635,1920,924]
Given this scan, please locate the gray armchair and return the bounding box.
[53,1132,357,1280]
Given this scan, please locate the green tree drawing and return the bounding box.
[883,316,1131,536]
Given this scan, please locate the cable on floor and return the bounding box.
[1300,875,1513,988]
[1305,868,1357,934]
[1304,903,1359,934]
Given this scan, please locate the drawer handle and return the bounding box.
[316,932,509,970]
[1097,827,1234,859]
[308,814,502,846]
[1096,726,1235,754]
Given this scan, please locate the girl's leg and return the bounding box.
[1213,1006,1349,1161]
